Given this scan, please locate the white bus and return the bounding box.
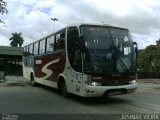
[23,22,138,97]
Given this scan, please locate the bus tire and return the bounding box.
[61,81,70,98]
[31,74,37,87]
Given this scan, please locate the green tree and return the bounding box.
[137,45,157,72]
[0,0,8,23]
[137,44,160,72]
[156,38,160,45]
[9,32,24,47]
[154,45,160,71]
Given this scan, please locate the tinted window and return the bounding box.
[34,42,39,55]
[55,30,65,50]
[39,39,46,54]
[26,46,29,56]
[29,44,33,55]
[67,27,82,72]
[81,26,114,74]
[46,35,55,52]
[23,47,28,56]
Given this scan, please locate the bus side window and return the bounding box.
[55,30,65,51]
[29,44,33,56]
[26,46,29,56]
[23,47,27,56]
[39,39,46,54]
[23,46,28,66]
[34,42,39,55]
[46,35,55,52]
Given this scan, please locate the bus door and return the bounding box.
[71,69,83,95]
[66,54,83,95]
[67,27,84,95]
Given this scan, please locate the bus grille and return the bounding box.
[101,80,130,86]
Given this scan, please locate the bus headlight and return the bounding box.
[91,82,102,86]
[129,80,136,84]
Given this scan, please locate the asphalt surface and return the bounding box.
[0,76,160,120]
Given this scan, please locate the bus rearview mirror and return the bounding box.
[133,42,138,56]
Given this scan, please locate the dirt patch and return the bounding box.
[137,87,160,93]
[153,87,160,90]
[153,80,160,84]
[138,79,160,84]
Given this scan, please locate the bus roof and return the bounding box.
[67,22,128,30]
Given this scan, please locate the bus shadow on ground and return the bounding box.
[69,95,131,105]
[35,83,132,105]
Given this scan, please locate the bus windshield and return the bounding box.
[80,25,136,74]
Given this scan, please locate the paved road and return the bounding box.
[0,76,160,119]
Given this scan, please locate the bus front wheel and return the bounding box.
[61,82,70,98]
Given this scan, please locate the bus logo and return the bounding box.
[41,58,60,80]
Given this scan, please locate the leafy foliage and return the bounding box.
[137,39,160,72]
[156,38,160,45]
[9,32,24,47]
[0,0,8,23]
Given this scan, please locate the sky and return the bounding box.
[0,0,160,49]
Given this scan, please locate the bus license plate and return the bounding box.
[108,90,125,96]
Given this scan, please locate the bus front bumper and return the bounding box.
[82,83,138,97]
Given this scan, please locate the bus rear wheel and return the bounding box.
[31,74,37,87]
